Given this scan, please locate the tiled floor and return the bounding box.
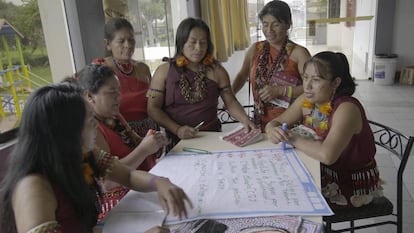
[222,50,414,233]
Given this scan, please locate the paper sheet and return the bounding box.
[102,192,165,233]
[150,148,333,225]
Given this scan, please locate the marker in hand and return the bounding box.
[281,123,287,151]
[194,121,205,130]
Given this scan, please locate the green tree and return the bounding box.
[139,0,165,46]
[13,0,44,56]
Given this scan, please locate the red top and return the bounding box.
[250,41,301,131]
[52,184,90,232]
[98,122,156,170]
[306,96,379,209]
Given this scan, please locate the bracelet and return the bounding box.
[282,86,287,97]
[175,125,182,135]
[287,86,293,98]
[149,176,159,191]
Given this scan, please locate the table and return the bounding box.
[168,131,322,224]
[100,132,324,232]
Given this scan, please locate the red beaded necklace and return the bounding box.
[112,59,134,75]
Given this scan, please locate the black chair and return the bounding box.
[324,120,414,233]
[217,105,254,124]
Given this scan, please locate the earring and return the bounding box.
[176,55,189,67]
[203,54,214,65]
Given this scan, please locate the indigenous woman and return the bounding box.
[0,83,191,233]
[232,0,311,131]
[265,51,382,210]
[75,64,168,219]
[92,17,158,171]
[147,17,255,147]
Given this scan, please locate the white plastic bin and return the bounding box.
[374,54,398,85]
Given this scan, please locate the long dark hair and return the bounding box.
[0,84,97,232]
[304,51,356,97]
[174,17,214,60]
[259,0,292,25]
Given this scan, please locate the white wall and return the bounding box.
[38,0,75,83]
[393,0,414,69]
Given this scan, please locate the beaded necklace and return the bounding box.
[302,99,332,138]
[112,58,134,75]
[178,64,207,104]
[254,39,288,115]
[95,114,142,148]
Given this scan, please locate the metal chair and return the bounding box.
[324,120,414,233]
[217,105,254,125]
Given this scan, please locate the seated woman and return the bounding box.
[0,83,191,233]
[75,64,169,219]
[147,17,256,147]
[265,51,382,210]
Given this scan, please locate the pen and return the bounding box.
[183,147,211,154]
[194,121,205,129]
[281,123,287,151]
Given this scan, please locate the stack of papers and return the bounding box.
[221,126,263,147]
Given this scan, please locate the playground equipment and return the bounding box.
[0,19,31,130]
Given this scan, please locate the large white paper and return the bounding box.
[102,192,165,233]
[150,148,333,225]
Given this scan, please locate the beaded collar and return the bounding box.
[254,39,289,115]
[95,114,142,148]
[302,99,332,139]
[178,64,207,104]
[112,58,134,75]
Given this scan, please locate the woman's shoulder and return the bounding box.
[13,174,56,205]
[288,41,311,60]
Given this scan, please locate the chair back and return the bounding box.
[368,120,414,232]
[218,105,254,124]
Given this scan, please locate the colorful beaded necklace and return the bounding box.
[302,99,332,138]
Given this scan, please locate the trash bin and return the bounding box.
[374,53,398,85]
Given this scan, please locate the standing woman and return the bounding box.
[147,17,255,147]
[92,17,158,171]
[232,0,311,131]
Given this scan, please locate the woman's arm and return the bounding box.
[265,94,305,143]
[232,44,255,95]
[95,129,166,170]
[290,45,311,98]
[147,63,179,133]
[289,101,362,165]
[12,175,58,233]
[216,65,256,130]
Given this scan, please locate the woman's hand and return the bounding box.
[140,130,169,155]
[154,177,193,220]
[258,85,283,102]
[145,226,170,233]
[241,119,257,132]
[266,124,290,144]
[176,125,198,139]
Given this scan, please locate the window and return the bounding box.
[0,0,51,142]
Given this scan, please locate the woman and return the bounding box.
[265,51,382,210]
[232,0,311,131]
[147,17,255,147]
[75,64,169,219]
[92,17,158,171]
[0,83,191,233]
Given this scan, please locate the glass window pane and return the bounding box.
[0,0,51,141]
